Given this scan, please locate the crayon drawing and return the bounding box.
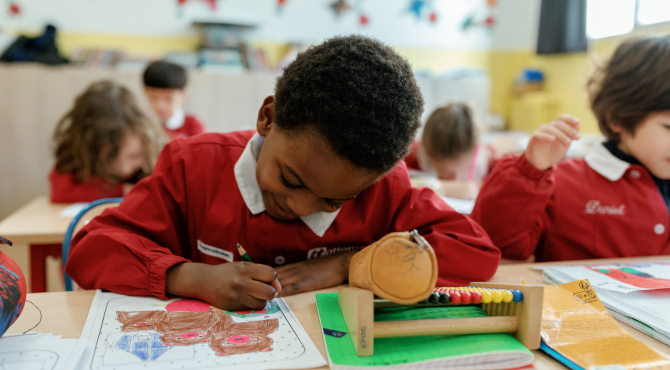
[587,263,670,289]
[79,292,326,370]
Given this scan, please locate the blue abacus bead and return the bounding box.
[429,292,440,304]
[512,290,523,302]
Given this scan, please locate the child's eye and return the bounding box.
[280,173,302,190]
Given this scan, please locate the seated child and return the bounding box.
[472,35,670,262]
[50,81,167,203]
[404,102,494,200]
[143,61,205,140]
[66,36,500,311]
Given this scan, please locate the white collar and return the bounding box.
[233,133,341,237]
[585,142,631,181]
[165,107,185,130]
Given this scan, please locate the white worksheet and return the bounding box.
[78,291,326,370]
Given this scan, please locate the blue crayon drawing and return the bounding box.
[115,332,173,362]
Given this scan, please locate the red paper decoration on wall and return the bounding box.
[8,1,20,16]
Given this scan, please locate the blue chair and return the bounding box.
[62,197,123,291]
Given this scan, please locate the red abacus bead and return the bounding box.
[450,291,462,305]
[460,291,472,304]
[470,291,482,304]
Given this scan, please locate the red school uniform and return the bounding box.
[65,130,500,299]
[471,143,670,262]
[164,107,205,140]
[49,169,123,203]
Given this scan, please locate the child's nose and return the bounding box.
[285,194,319,218]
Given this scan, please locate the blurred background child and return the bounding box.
[405,102,495,200]
[143,61,205,140]
[472,35,670,263]
[50,80,167,203]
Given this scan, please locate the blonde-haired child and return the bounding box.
[405,102,494,200]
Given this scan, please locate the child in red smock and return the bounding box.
[66,36,500,311]
[50,81,167,203]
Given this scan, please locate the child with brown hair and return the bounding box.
[50,80,167,203]
[472,35,670,262]
[404,102,494,200]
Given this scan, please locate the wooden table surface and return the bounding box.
[0,196,72,244]
[7,256,670,369]
[0,196,74,291]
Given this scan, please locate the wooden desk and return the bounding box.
[7,257,670,369]
[0,196,74,292]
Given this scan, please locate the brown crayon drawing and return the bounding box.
[117,311,279,356]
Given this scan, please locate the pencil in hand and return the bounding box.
[236,243,253,262]
[236,243,282,294]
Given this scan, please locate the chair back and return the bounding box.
[62,198,123,291]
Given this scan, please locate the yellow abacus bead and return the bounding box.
[502,290,513,303]
[491,290,503,303]
[480,289,492,303]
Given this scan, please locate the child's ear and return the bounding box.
[608,121,625,134]
[605,113,626,134]
[256,96,276,136]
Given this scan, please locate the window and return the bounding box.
[587,0,670,39]
[637,0,670,25]
[586,0,635,39]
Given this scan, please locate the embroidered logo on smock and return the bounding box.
[307,246,360,259]
[584,200,626,215]
[197,240,234,262]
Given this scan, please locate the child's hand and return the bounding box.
[275,251,358,297]
[525,115,580,171]
[166,262,279,311]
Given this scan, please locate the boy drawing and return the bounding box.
[66,36,499,311]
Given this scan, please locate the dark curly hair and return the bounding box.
[588,35,670,142]
[274,35,424,173]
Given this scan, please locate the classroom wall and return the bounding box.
[4,0,647,134]
[0,0,539,117]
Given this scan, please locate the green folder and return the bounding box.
[316,293,534,369]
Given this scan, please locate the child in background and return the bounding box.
[404,102,494,200]
[472,35,670,262]
[66,36,500,311]
[50,81,167,203]
[143,61,205,139]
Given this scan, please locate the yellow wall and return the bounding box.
[57,32,199,58]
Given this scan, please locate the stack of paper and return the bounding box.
[543,262,670,346]
[0,332,86,369]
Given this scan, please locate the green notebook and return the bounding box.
[316,293,534,369]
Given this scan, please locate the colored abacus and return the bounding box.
[415,287,524,317]
[339,282,544,356]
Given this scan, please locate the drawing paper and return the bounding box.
[78,291,326,370]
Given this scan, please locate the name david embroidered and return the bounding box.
[584,200,626,215]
